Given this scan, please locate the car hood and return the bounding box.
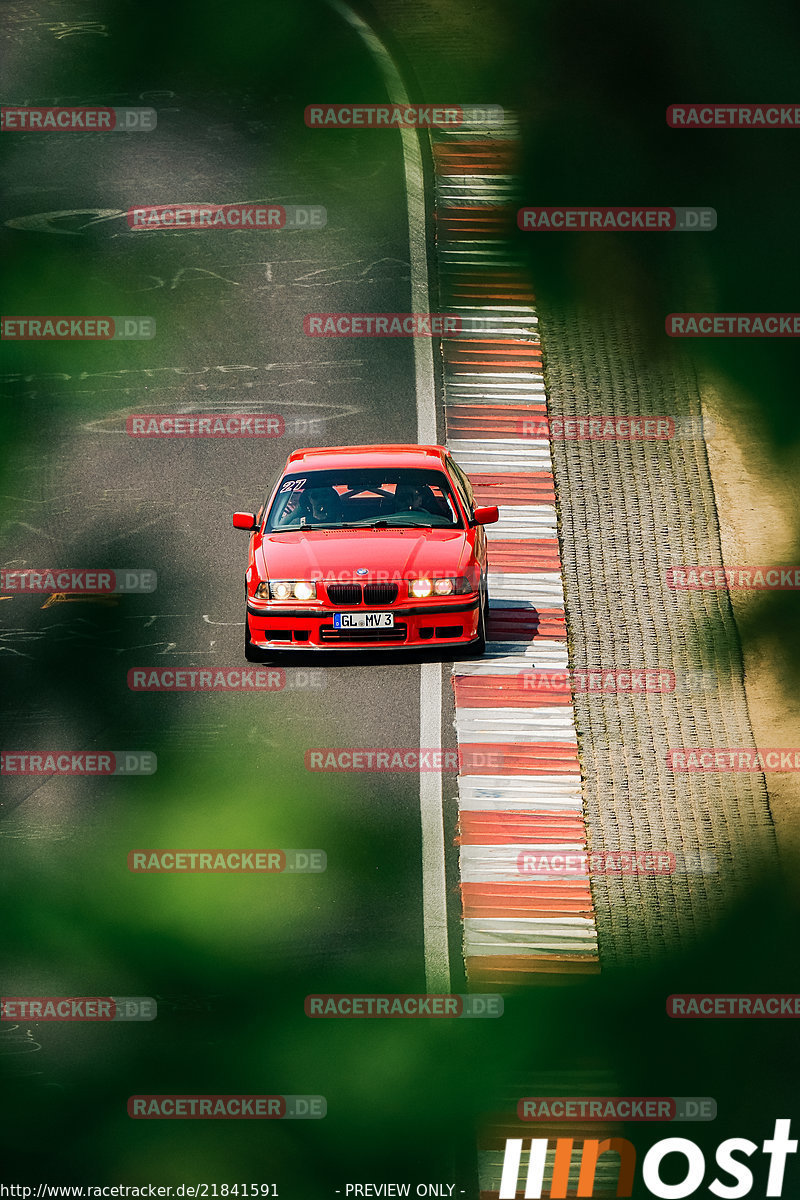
[257,528,469,580]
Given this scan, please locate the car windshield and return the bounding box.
[265,467,463,532]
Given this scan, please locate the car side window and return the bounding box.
[258,467,286,528]
[448,460,475,521]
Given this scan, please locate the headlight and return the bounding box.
[409,577,473,599]
[266,580,317,600]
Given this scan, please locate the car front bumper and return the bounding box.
[245,597,481,650]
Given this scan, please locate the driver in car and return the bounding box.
[295,486,341,525]
[395,482,452,520]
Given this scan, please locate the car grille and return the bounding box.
[319,623,408,643]
[325,582,399,606]
[326,584,362,606]
[363,583,398,606]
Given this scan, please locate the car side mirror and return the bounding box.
[472,505,499,526]
[233,511,258,531]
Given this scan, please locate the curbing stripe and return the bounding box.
[431,109,599,990]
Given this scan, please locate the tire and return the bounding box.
[244,614,265,662]
[472,583,488,655]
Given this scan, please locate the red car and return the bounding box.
[233,444,498,658]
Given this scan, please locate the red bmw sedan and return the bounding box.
[233,444,498,658]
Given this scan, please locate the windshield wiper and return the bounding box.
[280,519,440,531]
[280,522,369,530]
[360,519,436,529]
[311,519,395,529]
[304,523,359,530]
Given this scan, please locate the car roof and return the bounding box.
[284,444,451,473]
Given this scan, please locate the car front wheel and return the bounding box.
[244,614,265,662]
[472,582,488,655]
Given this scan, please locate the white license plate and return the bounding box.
[333,611,394,629]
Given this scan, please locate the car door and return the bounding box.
[446,456,488,575]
